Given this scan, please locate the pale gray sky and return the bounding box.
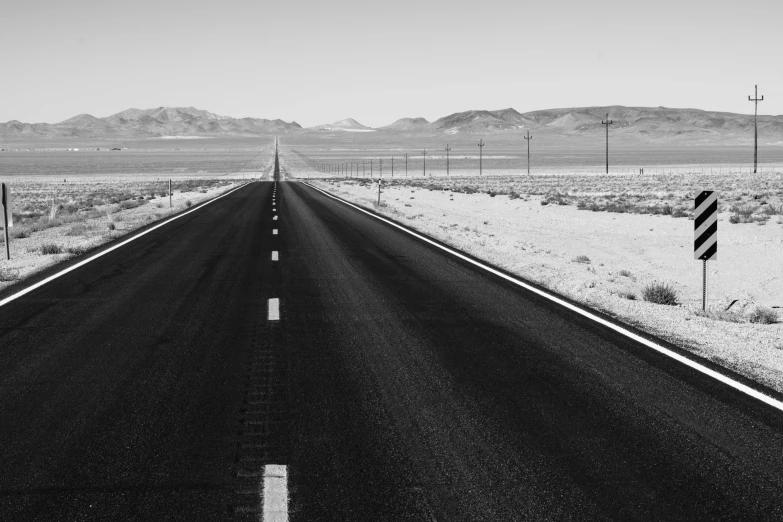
[2,0,781,126]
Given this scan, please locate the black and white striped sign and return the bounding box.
[694,191,717,261]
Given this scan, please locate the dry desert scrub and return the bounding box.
[0,177,241,291]
[332,171,783,222]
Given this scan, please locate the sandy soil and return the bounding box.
[310,179,783,394]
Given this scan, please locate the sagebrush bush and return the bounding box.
[39,243,63,255]
[748,307,779,324]
[642,282,679,306]
[572,255,591,264]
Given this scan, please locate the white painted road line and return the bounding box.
[0,182,252,311]
[273,216,278,221]
[304,182,783,414]
[272,251,279,261]
[268,298,280,321]
[262,464,288,522]
[273,229,278,235]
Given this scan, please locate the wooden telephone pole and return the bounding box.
[748,85,764,174]
[601,113,612,174]
[478,139,485,175]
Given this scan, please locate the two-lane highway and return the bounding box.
[3,169,783,520]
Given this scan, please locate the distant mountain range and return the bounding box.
[2,105,783,142]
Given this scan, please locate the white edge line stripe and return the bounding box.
[0,182,253,310]
[303,182,783,413]
[272,251,279,261]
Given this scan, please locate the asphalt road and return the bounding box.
[3,174,783,521]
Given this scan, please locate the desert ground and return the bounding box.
[277,144,783,394]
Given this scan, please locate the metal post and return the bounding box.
[702,259,707,311]
[445,144,451,176]
[523,131,532,175]
[422,149,427,176]
[377,180,381,207]
[748,84,764,174]
[601,113,612,174]
[478,139,485,175]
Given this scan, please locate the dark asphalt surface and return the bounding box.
[3,168,783,520]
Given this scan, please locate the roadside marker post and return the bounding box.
[422,149,427,177]
[694,191,718,311]
[524,131,532,175]
[377,180,382,207]
[1,183,12,260]
[445,144,451,177]
[169,179,172,209]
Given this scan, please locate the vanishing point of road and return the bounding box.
[3,153,783,521]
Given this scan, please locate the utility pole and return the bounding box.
[391,156,394,178]
[445,144,451,176]
[405,153,408,177]
[422,148,427,176]
[370,160,373,178]
[601,113,612,174]
[748,84,764,174]
[524,131,532,175]
[478,139,485,175]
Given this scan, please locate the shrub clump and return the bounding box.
[642,281,679,306]
[39,243,63,255]
[748,307,779,324]
[572,255,591,264]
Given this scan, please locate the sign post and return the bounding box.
[1,183,12,260]
[694,191,718,311]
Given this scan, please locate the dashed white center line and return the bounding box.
[262,464,288,521]
[273,229,278,235]
[273,216,278,221]
[268,298,280,321]
[272,251,278,261]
